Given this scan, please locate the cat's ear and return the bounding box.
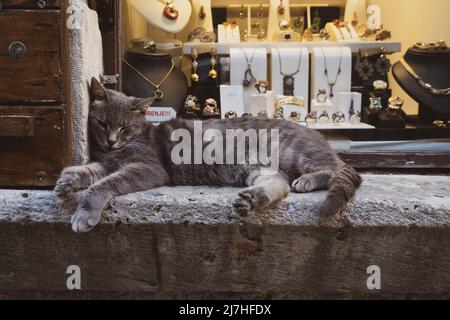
[90,77,109,101]
[131,97,155,114]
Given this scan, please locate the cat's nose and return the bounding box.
[107,138,117,147]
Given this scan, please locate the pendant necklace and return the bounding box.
[123,59,175,101]
[276,48,302,96]
[241,48,257,87]
[321,47,343,98]
[160,0,179,20]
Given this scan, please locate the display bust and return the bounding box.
[128,0,192,33]
[392,42,450,121]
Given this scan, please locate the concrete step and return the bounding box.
[0,174,449,298]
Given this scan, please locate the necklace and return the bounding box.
[241,48,257,87]
[400,58,450,96]
[321,47,343,98]
[276,48,302,96]
[159,0,179,20]
[123,59,175,101]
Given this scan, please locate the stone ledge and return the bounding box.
[1,174,450,298]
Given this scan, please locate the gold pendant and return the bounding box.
[191,73,199,82]
[163,3,179,20]
[208,69,217,79]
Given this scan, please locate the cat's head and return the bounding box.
[89,77,155,152]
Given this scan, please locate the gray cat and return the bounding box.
[55,78,361,233]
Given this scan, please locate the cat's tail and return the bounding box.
[319,166,362,218]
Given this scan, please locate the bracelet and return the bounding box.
[275,96,304,110]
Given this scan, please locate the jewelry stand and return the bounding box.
[275,95,307,121]
[128,0,192,34]
[310,98,333,115]
[218,24,240,43]
[230,48,268,112]
[122,50,188,113]
[182,0,214,40]
[337,92,362,119]
[268,0,291,40]
[220,85,245,118]
[311,47,352,111]
[250,91,276,118]
[344,0,367,26]
[271,48,309,110]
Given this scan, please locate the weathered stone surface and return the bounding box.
[0,174,449,298]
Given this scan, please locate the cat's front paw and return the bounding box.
[292,176,315,193]
[54,171,81,200]
[233,187,271,216]
[71,206,102,233]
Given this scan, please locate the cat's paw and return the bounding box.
[54,171,81,200]
[292,176,315,193]
[71,206,102,233]
[233,187,271,216]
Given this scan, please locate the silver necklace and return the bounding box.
[321,47,343,98]
[241,48,257,87]
[276,48,302,96]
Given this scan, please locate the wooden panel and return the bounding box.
[0,107,64,187]
[0,115,34,137]
[0,11,62,103]
[89,0,121,90]
[1,0,62,8]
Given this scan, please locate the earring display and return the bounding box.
[257,3,264,19]
[375,54,392,76]
[320,47,343,98]
[191,48,199,82]
[356,56,375,81]
[239,3,245,19]
[311,8,322,33]
[208,47,218,79]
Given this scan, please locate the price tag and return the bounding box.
[145,107,177,124]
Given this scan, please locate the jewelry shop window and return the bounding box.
[90,0,450,171]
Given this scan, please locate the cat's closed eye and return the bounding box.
[96,119,107,129]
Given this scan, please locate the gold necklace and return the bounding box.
[123,59,175,100]
[400,58,450,96]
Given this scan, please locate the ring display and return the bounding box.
[255,80,269,94]
[305,112,318,126]
[350,112,362,124]
[289,111,301,122]
[332,111,346,124]
[225,111,238,119]
[316,88,327,103]
[318,111,330,124]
